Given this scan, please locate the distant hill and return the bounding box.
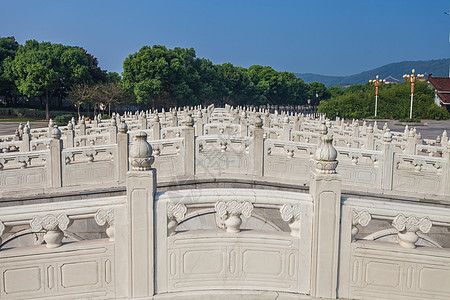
[296,58,450,87]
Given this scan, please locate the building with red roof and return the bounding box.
[428,75,450,112]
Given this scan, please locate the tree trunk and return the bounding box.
[45,89,50,120]
[108,104,111,116]
[77,104,81,118]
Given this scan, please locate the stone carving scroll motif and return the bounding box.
[280,204,301,237]
[94,208,115,241]
[167,203,187,236]
[30,213,70,248]
[351,209,371,242]
[215,200,253,233]
[392,214,432,249]
[0,220,5,246]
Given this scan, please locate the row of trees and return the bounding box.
[0,37,125,119]
[318,81,449,120]
[2,38,447,120]
[121,45,329,109]
[1,39,329,118]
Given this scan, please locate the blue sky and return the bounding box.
[1,0,449,76]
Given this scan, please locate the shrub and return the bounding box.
[54,114,75,126]
[426,105,449,120]
[398,118,421,123]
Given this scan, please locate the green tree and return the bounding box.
[122,45,201,109]
[308,81,331,105]
[0,37,19,104]
[6,40,95,119]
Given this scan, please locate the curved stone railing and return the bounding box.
[0,107,449,199]
[0,115,449,300]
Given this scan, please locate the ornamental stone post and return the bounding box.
[140,112,148,130]
[309,122,341,299]
[253,114,264,176]
[117,120,129,184]
[66,122,75,148]
[125,131,156,298]
[48,126,62,188]
[172,110,178,127]
[22,125,31,152]
[182,114,195,177]
[240,111,247,136]
[381,128,394,190]
[79,118,86,146]
[109,117,117,144]
[445,144,450,196]
[406,129,416,154]
[47,119,54,138]
[195,110,203,136]
[152,114,161,140]
[366,124,374,150]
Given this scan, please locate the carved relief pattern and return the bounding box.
[215,200,253,218]
[215,200,253,233]
[0,220,5,245]
[351,209,371,242]
[280,204,301,222]
[167,203,187,221]
[30,213,70,232]
[30,213,70,248]
[392,214,432,233]
[392,214,432,249]
[95,208,115,241]
[352,209,371,227]
[167,203,187,236]
[280,204,302,238]
[94,208,114,226]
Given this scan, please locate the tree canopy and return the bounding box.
[4,39,105,119]
[121,45,311,109]
[318,81,449,120]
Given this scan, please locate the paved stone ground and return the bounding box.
[0,121,47,135]
[0,119,449,139]
[361,119,450,140]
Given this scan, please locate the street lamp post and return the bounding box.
[369,75,385,117]
[403,69,424,119]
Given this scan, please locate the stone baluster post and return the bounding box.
[161,109,166,122]
[293,113,300,132]
[48,126,62,188]
[79,118,86,146]
[117,121,129,184]
[140,112,148,129]
[182,114,195,177]
[126,131,156,298]
[195,110,203,136]
[109,117,118,144]
[366,124,374,150]
[309,122,341,299]
[172,110,178,127]
[65,122,75,148]
[253,115,264,176]
[22,125,31,152]
[93,115,99,127]
[18,123,24,137]
[47,119,54,138]
[152,114,161,140]
[283,115,291,141]
[381,129,394,190]
[263,110,270,127]
[352,122,359,148]
[406,129,416,154]
[240,111,247,136]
